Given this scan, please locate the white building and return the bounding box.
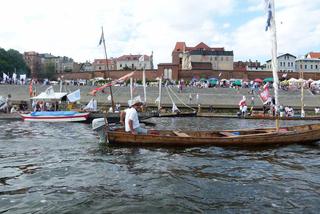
[266,53,296,72]
[116,54,153,70]
[295,58,320,72]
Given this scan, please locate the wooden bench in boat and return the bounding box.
[173,131,190,137]
[219,131,239,137]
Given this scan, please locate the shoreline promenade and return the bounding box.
[1,84,320,112]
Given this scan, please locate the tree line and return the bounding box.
[0,47,30,76]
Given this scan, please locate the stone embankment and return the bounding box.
[1,84,319,112]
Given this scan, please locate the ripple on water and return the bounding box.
[1,119,320,213]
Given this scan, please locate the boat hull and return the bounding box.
[197,112,320,120]
[105,124,320,147]
[20,112,90,122]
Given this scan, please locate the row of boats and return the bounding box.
[14,84,320,148]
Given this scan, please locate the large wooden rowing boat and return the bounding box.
[103,123,320,147]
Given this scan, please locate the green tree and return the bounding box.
[0,47,30,76]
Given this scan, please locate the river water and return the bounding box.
[0,118,320,213]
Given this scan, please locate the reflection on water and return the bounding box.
[0,118,320,213]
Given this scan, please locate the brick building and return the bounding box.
[172,42,234,71]
[24,51,41,78]
[92,58,116,71]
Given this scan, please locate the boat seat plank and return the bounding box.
[219,131,238,137]
[173,131,190,137]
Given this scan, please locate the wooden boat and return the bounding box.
[197,112,320,120]
[103,123,320,147]
[20,111,90,122]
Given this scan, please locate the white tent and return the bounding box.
[31,92,67,100]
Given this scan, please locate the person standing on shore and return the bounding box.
[5,94,12,113]
[239,96,247,116]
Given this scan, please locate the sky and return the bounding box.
[1,0,320,67]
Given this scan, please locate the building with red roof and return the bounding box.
[172,42,233,71]
[92,58,116,71]
[306,52,320,59]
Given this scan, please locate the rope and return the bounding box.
[165,86,177,111]
[167,86,196,111]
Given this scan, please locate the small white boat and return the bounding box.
[20,86,89,122]
[20,111,90,122]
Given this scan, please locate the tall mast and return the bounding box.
[100,26,114,112]
[269,0,279,109]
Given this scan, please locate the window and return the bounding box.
[120,64,122,68]
[300,64,302,69]
[311,65,313,69]
[288,62,290,67]
[305,65,307,69]
[280,62,282,66]
[164,68,172,80]
[316,65,318,69]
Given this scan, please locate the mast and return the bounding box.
[269,0,279,109]
[158,78,162,110]
[100,26,114,112]
[266,0,280,129]
[300,71,305,117]
[130,77,133,101]
[143,64,147,103]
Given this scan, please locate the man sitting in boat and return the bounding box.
[124,96,148,135]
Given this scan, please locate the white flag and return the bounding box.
[2,73,8,81]
[139,55,144,62]
[84,98,97,111]
[45,86,54,96]
[265,0,273,31]
[172,102,179,113]
[67,89,81,102]
[155,96,160,103]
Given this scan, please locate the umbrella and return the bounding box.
[191,76,199,82]
[208,79,218,86]
[254,78,263,83]
[233,80,242,86]
[263,77,273,83]
[199,78,207,82]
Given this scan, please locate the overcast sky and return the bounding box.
[1,0,319,66]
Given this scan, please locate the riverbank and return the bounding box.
[1,84,320,113]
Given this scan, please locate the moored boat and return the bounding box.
[197,112,320,120]
[96,123,320,147]
[20,111,90,122]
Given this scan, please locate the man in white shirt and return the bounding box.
[124,96,148,135]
